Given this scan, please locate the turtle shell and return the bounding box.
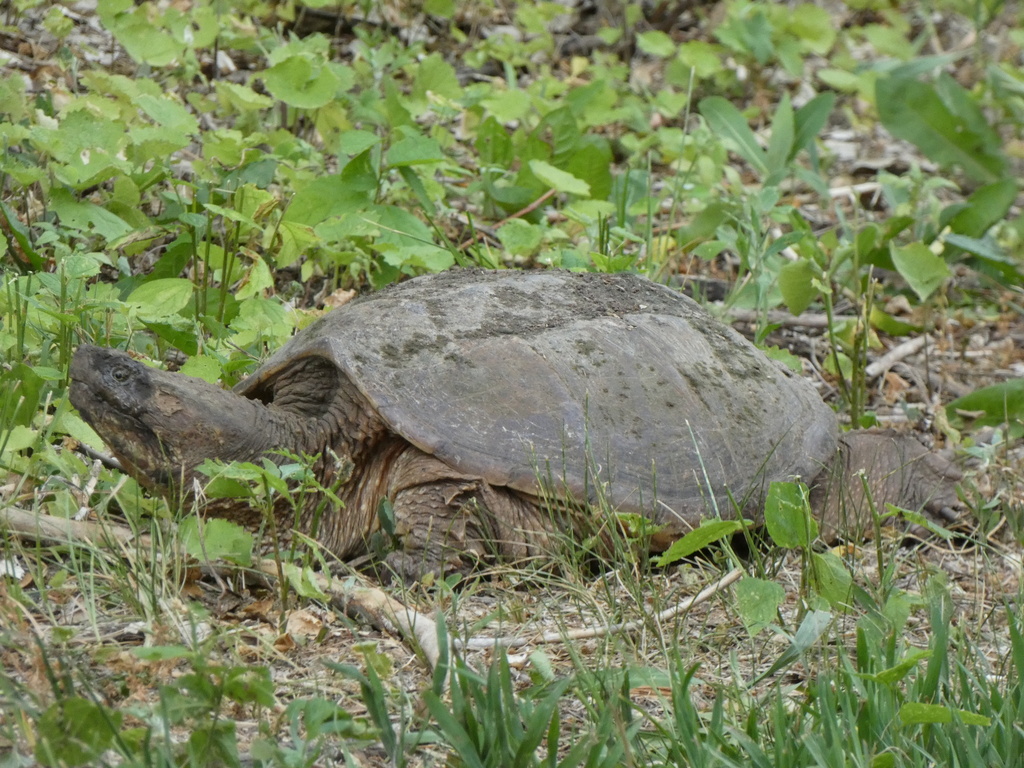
[235,270,838,523]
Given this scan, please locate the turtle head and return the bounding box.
[69,345,282,497]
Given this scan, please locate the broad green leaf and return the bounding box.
[57,411,104,451]
[764,481,817,548]
[179,517,253,566]
[424,0,454,17]
[528,160,591,197]
[135,93,199,134]
[281,563,330,600]
[262,56,342,110]
[672,41,724,81]
[1,425,36,457]
[876,75,1007,183]
[178,355,223,384]
[655,519,745,566]
[946,179,1018,237]
[412,53,461,101]
[50,190,132,241]
[387,135,445,167]
[214,81,274,111]
[100,6,181,66]
[889,242,950,301]
[762,345,803,373]
[785,4,836,55]
[35,698,122,767]
[565,139,613,201]
[859,649,932,685]
[636,30,676,58]
[778,257,819,315]
[734,577,785,635]
[284,155,377,226]
[476,116,514,167]
[947,379,1024,428]
[811,550,854,608]
[869,306,921,336]
[715,7,774,64]
[699,96,767,175]
[202,203,252,225]
[497,218,543,257]
[275,221,318,269]
[677,202,730,248]
[482,88,532,123]
[899,703,991,727]
[126,278,193,318]
[338,130,381,156]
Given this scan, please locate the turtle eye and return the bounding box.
[111,366,131,383]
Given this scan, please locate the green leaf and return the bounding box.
[859,649,932,685]
[765,92,794,177]
[126,277,194,318]
[655,519,745,566]
[785,4,835,55]
[636,30,677,58]
[476,116,514,167]
[876,75,1007,183]
[482,88,532,124]
[135,93,199,135]
[133,645,191,661]
[750,609,832,686]
[424,0,454,17]
[946,179,1018,237]
[497,218,543,257]
[869,306,921,336]
[338,130,381,156]
[699,96,767,175]
[214,80,274,111]
[810,550,854,607]
[763,481,817,548]
[35,698,122,767]
[387,135,445,167]
[528,160,591,197]
[778,257,820,315]
[734,577,785,635]
[947,379,1024,428]
[793,92,837,155]
[889,242,950,302]
[284,153,377,226]
[178,517,253,566]
[412,53,461,101]
[677,202,730,248]
[262,55,342,109]
[672,41,725,81]
[178,355,223,384]
[762,345,803,373]
[49,190,133,241]
[100,4,181,66]
[899,703,991,727]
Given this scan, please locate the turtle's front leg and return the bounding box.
[381,446,545,582]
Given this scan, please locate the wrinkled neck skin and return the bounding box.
[71,348,350,494]
[70,346,391,559]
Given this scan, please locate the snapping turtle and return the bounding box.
[69,269,960,579]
